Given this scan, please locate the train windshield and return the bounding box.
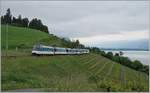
[32,45,39,51]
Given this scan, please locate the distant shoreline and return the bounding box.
[100,48,149,51]
[100,49,149,65]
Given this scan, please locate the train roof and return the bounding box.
[34,44,89,50]
[34,44,54,48]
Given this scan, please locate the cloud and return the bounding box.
[72,30,149,46]
[1,1,149,48]
[54,11,149,38]
[98,39,149,49]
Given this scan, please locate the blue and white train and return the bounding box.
[32,44,89,55]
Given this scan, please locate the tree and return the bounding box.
[22,18,29,27]
[12,15,29,27]
[100,51,106,56]
[17,15,22,26]
[115,53,119,56]
[42,25,49,33]
[75,40,80,48]
[90,47,101,53]
[106,52,113,59]
[132,60,143,70]
[2,9,49,33]
[29,18,48,33]
[119,51,123,56]
[1,16,5,24]
[12,16,17,24]
[29,18,39,29]
[112,56,120,63]
[76,40,80,45]
[3,8,12,24]
[29,18,36,29]
[142,65,149,75]
[119,57,131,66]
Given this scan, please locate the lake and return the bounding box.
[104,50,150,65]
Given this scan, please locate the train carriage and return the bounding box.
[32,44,89,55]
[32,44,54,55]
[54,47,67,54]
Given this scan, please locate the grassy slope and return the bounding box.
[1,25,149,92]
[1,25,63,49]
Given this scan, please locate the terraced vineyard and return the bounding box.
[2,53,149,92]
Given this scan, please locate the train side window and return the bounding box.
[66,49,68,52]
[40,48,42,51]
[54,48,57,52]
[49,48,54,52]
[44,48,46,51]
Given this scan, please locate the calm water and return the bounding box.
[104,50,150,65]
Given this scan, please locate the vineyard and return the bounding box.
[2,53,149,92]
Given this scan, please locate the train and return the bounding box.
[32,44,90,55]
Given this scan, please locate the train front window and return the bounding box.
[33,46,39,51]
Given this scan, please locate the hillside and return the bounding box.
[1,25,149,92]
[1,25,66,50]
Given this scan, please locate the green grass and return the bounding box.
[1,25,149,92]
[1,25,63,49]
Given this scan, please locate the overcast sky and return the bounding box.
[1,1,150,49]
